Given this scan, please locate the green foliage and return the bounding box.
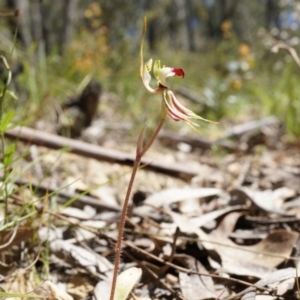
[249,60,300,138]
[0,292,43,298]
[2,11,296,140]
[3,143,15,166]
[0,110,13,132]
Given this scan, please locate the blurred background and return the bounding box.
[1,0,300,142]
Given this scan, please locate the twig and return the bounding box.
[0,10,20,17]
[159,226,180,275]
[271,42,300,69]
[5,126,198,179]
[218,116,279,140]
[124,251,186,300]
[0,224,19,249]
[124,240,273,294]
[158,130,236,151]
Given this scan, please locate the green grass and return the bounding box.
[3,24,300,141]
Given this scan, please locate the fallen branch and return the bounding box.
[5,126,198,180]
[271,42,300,69]
[220,116,279,139]
[158,130,236,151]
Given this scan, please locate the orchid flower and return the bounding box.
[109,19,217,300]
[140,19,216,130]
[141,58,184,93]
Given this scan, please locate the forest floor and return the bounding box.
[0,104,300,300]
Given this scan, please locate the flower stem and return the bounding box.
[109,116,166,300]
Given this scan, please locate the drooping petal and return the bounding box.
[163,90,218,129]
[163,91,189,121]
[163,95,201,130]
[168,91,218,123]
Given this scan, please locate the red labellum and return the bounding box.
[172,68,185,78]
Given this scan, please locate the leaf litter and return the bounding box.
[0,119,300,300]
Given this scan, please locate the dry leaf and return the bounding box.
[93,267,142,300]
[144,187,222,208]
[233,267,300,300]
[209,212,299,277]
[232,188,294,216]
[50,239,113,275]
[177,254,217,300]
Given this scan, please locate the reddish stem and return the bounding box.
[109,117,166,300]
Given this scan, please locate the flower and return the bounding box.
[141,58,184,94]
[153,60,185,89]
[163,90,215,129]
[140,18,216,130]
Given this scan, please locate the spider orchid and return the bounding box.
[140,21,216,130]
[109,19,217,300]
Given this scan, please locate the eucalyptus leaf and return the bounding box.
[115,267,142,300]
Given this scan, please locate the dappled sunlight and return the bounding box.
[0,1,300,299]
